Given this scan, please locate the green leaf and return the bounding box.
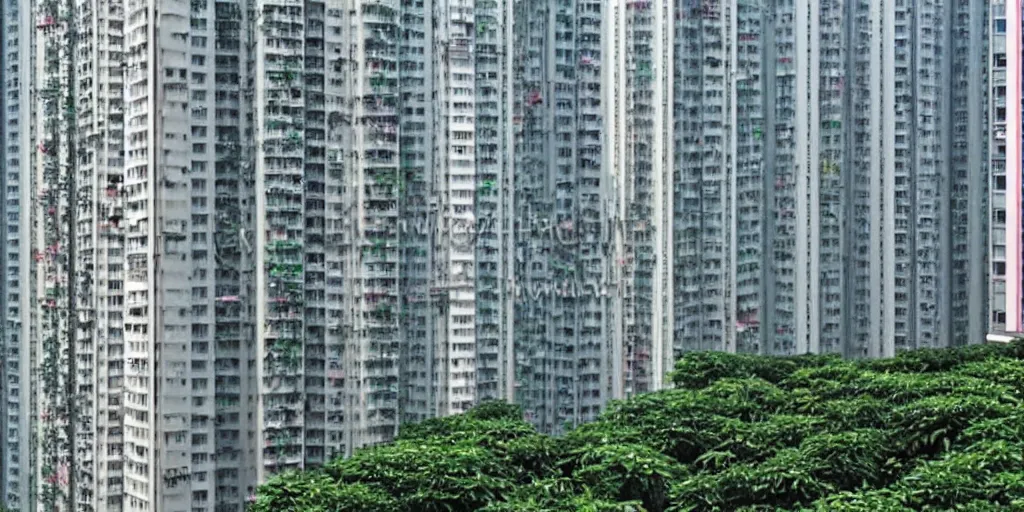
[253,342,1024,512]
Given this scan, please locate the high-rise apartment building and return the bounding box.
[663,0,989,358]
[470,0,516,409]
[509,0,598,434]
[0,0,999,510]
[673,0,767,356]
[32,0,126,510]
[1,0,33,507]
[995,0,1020,332]
[502,0,986,427]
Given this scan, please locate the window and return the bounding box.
[996,175,1007,190]
[997,19,1007,34]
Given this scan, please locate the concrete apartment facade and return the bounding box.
[996,0,1020,332]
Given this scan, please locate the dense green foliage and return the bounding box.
[252,341,1024,511]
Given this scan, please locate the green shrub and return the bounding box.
[251,475,399,512]
[466,400,525,421]
[956,412,1024,447]
[395,415,536,443]
[779,362,862,392]
[787,396,890,430]
[956,358,1024,396]
[859,343,1011,374]
[808,489,912,511]
[478,478,645,512]
[897,441,1024,508]
[696,378,788,421]
[694,415,824,471]
[797,429,893,488]
[568,443,684,512]
[669,352,803,389]
[500,433,565,482]
[890,395,1017,458]
[326,441,512,512]
[563,421,650,452]
[256,344,1024,512]
[670,448,836,511]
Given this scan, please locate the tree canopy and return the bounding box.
[252,341,1024,512]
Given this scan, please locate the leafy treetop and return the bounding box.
[253,340,1024,512]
